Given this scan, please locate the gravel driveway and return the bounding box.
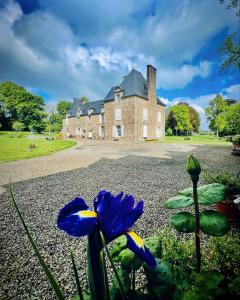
[0,144,239,299]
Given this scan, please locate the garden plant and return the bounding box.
[9,155,240,299]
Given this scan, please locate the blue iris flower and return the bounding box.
[57,190,156,268]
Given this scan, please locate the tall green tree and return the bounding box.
[56,100,71,118]
[166,104,192,135]
[224,103,240,134]
[205,94,227,138]
[0,81,46,132]
[166,103,200,135]
[219,0,240,71]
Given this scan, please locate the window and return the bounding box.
[156,127,162,138]
[99,126,102,137]
[76,128,81,136]
[115,108,122,121]
[99,114,103,124]
[143,108,148,121]
[88,116,91,124]
[157,112,161,123]
[88,131,93,138]
[112,125,124,137]
[116,125,121,137]
[143,125,148,138]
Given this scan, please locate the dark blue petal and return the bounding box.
[125,231,156,268]
[58,197,89,224]
[94,191,144,242]
[57,197,97,237]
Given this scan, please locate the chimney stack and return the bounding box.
[147,65,156,102]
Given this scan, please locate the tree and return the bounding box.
[0,81,46,133]
[219,0,240,71]
[56,101,71,118]
[189,106,200,133]
[12,121,25,132]
[166,104,192,135]
[166,103,200,135]
[205,95,227,138]
[224,103,240,135]
[80,96,89,105]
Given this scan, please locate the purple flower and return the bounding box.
[57,190,156,268]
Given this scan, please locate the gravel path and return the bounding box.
[0,145,239,299]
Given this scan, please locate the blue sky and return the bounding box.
[0,0,239,129]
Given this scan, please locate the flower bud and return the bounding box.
[186,155,201,182]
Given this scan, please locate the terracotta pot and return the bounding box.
[216,201,240,224]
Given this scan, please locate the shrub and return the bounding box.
[56,133,64,140]
[12,121,25,132]
[166,127,173,136]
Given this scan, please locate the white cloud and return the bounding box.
[0,0,237,100]
[222,84,240,99]
[157,61,212,89]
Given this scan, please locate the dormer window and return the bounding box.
[77,109,82,119]
[115,87,122,101]
[88,108,94,115]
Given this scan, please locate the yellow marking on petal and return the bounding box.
[75,210,97,218]
[127,231,144,249]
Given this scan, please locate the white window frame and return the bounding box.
[143,108,148,121]
[157,112,161,123]
[115,108,122,121]
[143,125,148,138]
[156,127,162,138]
[99,114,103,124]
[99,126,102,137]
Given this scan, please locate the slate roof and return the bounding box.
[68,68,165,116]
[104,69,148,100]
[68,99,104,117]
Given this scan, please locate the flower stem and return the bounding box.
[100,231,127,300]
[193,179,201,273]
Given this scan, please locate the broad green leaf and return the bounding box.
[200,210,230,236]
[195,272,225,290]
[143,236,162,258]
[179,183,226,205]
[144,258,176,299]
[9,185,64,300]
[164,195,194,209]
[112,269,131,292]
[111,235,127,259]
[170,212,195,233]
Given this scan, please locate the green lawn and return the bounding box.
[158,135,231,145]
[0,131,76,163]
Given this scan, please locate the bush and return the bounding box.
[56,133,64,141]
[232,136,240,145]
[12,121,25,132]
[166,127,173,136]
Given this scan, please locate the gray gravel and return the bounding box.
[0,145,239,299]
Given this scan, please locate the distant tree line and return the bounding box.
[165,103,200,136]
[0,81,46,133]
[0,81,89,133]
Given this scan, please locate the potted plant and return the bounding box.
[232,136,240,156]
[204,172,240,225]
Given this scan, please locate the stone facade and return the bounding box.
[63,65,165,142]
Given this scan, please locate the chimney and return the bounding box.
[147,65,156,101]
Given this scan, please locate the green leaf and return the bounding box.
[179,183,226,205]
[143,236,162,259]
[144,258,176,299]
[170,212,195,233]
[112,269,131,292]
[200,210,230,237]
[9,185,64,300]
[164,195,194,209]
[70,251,84,300]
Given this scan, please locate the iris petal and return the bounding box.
[57,197,97,237]
[94,191,144,242]
[125,231,156,268]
